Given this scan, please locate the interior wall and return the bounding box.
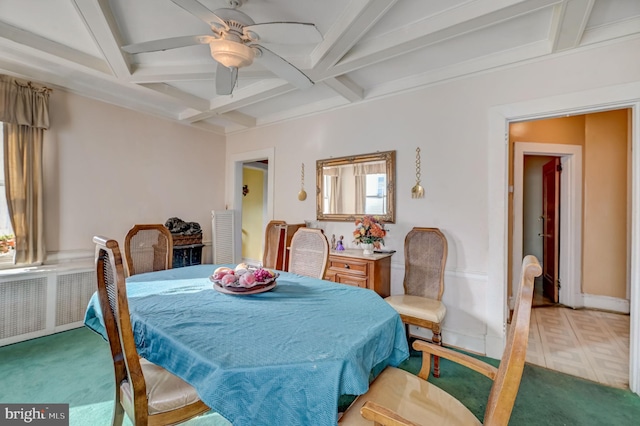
[583,109,629,298]
[42,90,226,263]
[241,166,265,262]
[224,36,640,355]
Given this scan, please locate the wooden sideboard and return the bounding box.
[324,249,393,297]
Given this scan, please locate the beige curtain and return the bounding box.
[0,75,50,265]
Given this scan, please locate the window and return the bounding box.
[364,174,386,214]
[0,122,15,266]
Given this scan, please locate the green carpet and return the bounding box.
[1,327,639,425]
[0,328,230,426]
[394,347,640,425]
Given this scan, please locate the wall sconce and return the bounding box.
[298,163,307,201]
[411,147,424,198]
[242,185,249,197]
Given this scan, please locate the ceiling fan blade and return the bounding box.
[171,0,229,30]
[122,35,214,54]
[244,22,322,44]
[216,63,238,96]
[253,44,313,90]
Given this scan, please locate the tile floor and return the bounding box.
[526,305,630,389]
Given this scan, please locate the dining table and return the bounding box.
[84,264,409,426]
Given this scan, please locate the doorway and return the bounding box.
[241,161,268,263]
[523,155,559,307]
[512,110,630,313]
[488,85,639,395]
[229,148,275,263]
[510,110,631,387]
[512,142,583,310]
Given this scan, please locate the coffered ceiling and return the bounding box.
[1,0,639,134]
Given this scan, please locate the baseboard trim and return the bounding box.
[582,293,629,314]
[409,325,487,356]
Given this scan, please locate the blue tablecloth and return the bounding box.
[84,264,409,426]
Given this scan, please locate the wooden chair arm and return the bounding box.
[412,339,498,381]
[360,401,420,426]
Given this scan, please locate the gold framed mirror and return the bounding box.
[316,150,396,223]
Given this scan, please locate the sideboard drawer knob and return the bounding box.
[344,263,350,269]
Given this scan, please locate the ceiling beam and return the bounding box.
[365,39,550,99]
[580,14,640,46]
[548,0,595,52]
[323,75,364,102]
[128,64,273,83]
[310,0,398,76]
[178,80,295,122]
[0,20,110,75]
[139,83,210,110]
[189,120,226,135]
[71,0,131,78]
[219,111,257,128]
[325,0,561,78]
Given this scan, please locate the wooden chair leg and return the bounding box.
[432,328,442,378]
[404,323,411,345]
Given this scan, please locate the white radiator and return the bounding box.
[212,210,236,264]
[0,276,47,340]
[0,265,95,346]
[55,271,96,326]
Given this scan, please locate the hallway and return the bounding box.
[526,306,630,389]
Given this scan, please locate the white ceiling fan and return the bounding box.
[122,0,323,95]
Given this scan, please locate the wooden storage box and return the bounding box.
[171,233,203,246]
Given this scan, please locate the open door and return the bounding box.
[542,158,561,303]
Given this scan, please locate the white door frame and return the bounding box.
[488,81,640,394]
[512,143,583,309]
[227,148,275,262]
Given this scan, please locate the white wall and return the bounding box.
[42,91,226,263]
[225,36,640,354]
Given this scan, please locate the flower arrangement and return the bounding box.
[353,215,387,249]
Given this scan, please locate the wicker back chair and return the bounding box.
[93,236,209,426]
[263,220,286,269]
[288,228,329,279]
[263,221,306,270]
[124,224,173,276]
[384,227,448,376]
[339,256,542,426]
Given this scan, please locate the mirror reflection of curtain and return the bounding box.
[324,167,342,214]
[353,162,385,214]
[329,176,341,213]
[355,176,365,213]
[0,75,50,265]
